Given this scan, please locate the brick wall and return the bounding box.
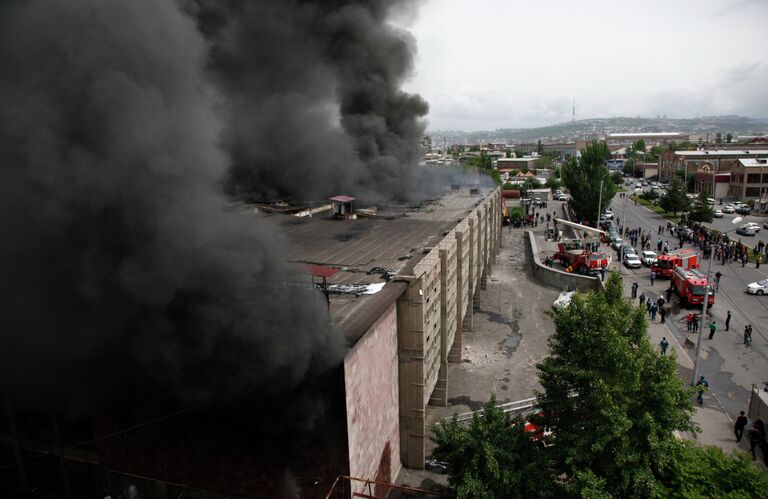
[344,303,401,497]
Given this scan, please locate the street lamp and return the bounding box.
[690,215,743,385]
[596,172,612,229]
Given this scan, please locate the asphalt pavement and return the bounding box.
[607,193,768,427]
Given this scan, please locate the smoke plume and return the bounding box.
[189,0,433,202]
[0,0,348,415]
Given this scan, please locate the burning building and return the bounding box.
[0,0,501,497]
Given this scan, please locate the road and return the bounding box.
[606,194,768,419]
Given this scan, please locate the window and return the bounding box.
[746,173,766,184]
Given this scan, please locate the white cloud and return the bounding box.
[401,0,768,130]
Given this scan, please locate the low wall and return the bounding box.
[527,231,602,292]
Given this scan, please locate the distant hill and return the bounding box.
[429,116,768,144]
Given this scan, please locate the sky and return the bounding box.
[401,0,768,131]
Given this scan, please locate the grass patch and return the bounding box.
[630,195,682,223]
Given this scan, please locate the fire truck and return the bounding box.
[651,248,700,278]
[555,239,611,273]
[673,266,715,307]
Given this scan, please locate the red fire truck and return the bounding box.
[651,248,700,278]
[673,266,715,307]
[555,239,611,273]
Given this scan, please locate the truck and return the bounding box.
[651,248,700,278]
[555,239,611,273]
[673,266,715,307]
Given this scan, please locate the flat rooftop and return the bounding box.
[273,188,495,343]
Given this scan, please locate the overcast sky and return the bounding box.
[402,0,768,131]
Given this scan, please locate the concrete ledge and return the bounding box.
[526,230,602,292]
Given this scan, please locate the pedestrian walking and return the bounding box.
[686,312,694,332]
[666,284,673,302]
[692,315,699,333]
[659,306,666,324]
[745,325,753,346]
[631,282,638,299]
[696,376,708,405]
[715,271,722,290]
[757,255,762,269]
[708,321,717,339]
[639,292,646,307]
[646,299,652,316]
[650,270,656,286]
[725,310,731,331]
[650,302,658,320]
[600,265,606,282]
[660,337,669,355]
[735,411,749,442]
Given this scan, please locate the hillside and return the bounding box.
[429,115,768,144]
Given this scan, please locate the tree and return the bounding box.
[659,178,691,215]
[537,273,696,497]
[633,139,646,154]
[560,141,616,222]
[622,163,634,176]
[505,149,512,158]
[674,170,695,193]
[508,207,524,220]
[545,176,562,191]
[715,132,722,144]
[611,171,623,185]
[657,442,768,498]
[726,133,733,143]
[432,396,556,499]
[521,176,542,195]
[688,191,714,223]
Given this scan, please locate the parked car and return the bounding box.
[556,193,567,201]
[763,222,768,230]
[707,198,716,205]
[722,204,735,213]
[611,237,623,250]
[641,250,658,266]
[736,205,752,215]
[623,253,642,268]
[713,209,724,218]
[622,245,637,256]
[746,279,768,295]
[603,209,614,219]
[736,225,758,236]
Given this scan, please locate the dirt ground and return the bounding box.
[395,225,562,493]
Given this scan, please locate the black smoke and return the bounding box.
[188,0,435,202]
[0,0,347,416]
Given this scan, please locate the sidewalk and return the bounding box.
[625,285,751,456]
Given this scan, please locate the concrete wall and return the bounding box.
[344,303,401,497]
[527,231,602,292]
[397,188,503,469]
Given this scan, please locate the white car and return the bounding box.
[736,224,758,236]
[743,222,760,232]
[722,204,735,213]
[713,209,724,218]
[611,237,623,250]
[556,194,567,201]
[623,253,642,268]
[641,251,658,266]
[603,209,614,219]
[707,198,716,205]
[747,279,768,296]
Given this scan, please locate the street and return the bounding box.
[606,194,768,419]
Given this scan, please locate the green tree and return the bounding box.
[622,163,634,176]
[726,133,733,143]
[715,132,722,144]
[688,191,714,223]
[521,176,542,195]
[545,176,562,191]
[633,139,646,154]
[611,171,623,185]
[505,149,512,158]
[657,442,768,498]
[659,178,691,215]
[432,396,556,499]
[469,145,481,152]
[508,206,524,220]
[537,274,696,497]
[674,169,695,193]
[560,141,616,222]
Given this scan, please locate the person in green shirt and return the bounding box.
[708,321,717,339]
